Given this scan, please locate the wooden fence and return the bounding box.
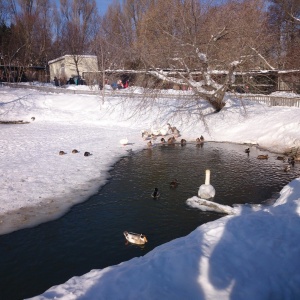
[2,82,300,108]
[233,94,300,108]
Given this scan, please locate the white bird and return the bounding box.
[198,169,216,199]
[120,138,128,146]
[159,124,170,136]
[151,127,160,136]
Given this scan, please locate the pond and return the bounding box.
[0,142,299,299]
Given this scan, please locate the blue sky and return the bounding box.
[95,0,116,14]
[54,0,117,15]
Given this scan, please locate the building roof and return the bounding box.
[48,55,98,65]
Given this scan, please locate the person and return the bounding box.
[111,82,118,90]
[54,76,59,87]
[67,77,75,84]
[123,80,129,88]
[117,80,123,89]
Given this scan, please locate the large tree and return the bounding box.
[268,0,300,69]
[118,0,273,112]
[54,0,100,78]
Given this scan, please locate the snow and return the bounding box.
[1,85,300,299]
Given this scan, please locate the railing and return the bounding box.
[233,94,300,108]
[2,82,300,108]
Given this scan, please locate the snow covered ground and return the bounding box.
[1,85,300,299]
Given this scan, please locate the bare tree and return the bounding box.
[57,0,100,78]
[127,0,272,112]
[268,0,300,69]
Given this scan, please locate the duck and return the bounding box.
[167,123,174,134]
[257,154,268,159]
[151,134,157,140]
[167,136,176,145]
[123,231,148,245]
[173,128,180,138]
[72,149,79,154]
[277,156,285,161]
[152,188,160,198]
[294,156,300,162]
[142,131,151,140]
[120,138,128,146]
[245,148,250,154]
[170,179,179,188]
[288,157,295,166]
[84,151,92,156]
[147,140,152,147]
[59,151,66,155]
[180,139,187,146]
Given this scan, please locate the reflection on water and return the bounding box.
[0,142,299,299]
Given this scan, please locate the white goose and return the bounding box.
[151,127,161,136]
[198,169,216,199]
[123,231,148,245]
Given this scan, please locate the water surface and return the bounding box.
[0,142,299,299]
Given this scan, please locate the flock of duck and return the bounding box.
[122,124,298,245]
[59,150,92,156]
[123,124,207,245]
[141,123,205,148]
[245,147,298,172]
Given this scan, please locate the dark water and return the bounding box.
[0,142,299,300]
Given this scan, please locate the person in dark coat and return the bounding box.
[54,76,59,86]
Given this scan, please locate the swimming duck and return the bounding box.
[288,157,295,166]
[84,151,92,156]
[120,138,128,146]
[123,231,148,245]
[257,154,268,159]
[152,188,160,198]
[72,149,79,154]
[167,136,176,144]
[181,139,187,146]
[170,179,179,188]
[59,151,66,155]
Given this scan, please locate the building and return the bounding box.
[48,55,98,83]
